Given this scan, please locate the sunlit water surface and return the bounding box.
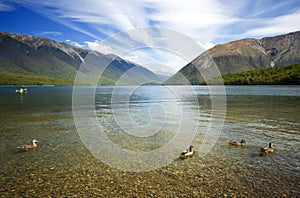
[0,86,299,197]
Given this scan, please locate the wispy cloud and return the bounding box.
[13,0,299,42]
[65,39,85,48]
[36,31,62,36]
[8,0,239,43]
[0,1,13,11]
[85,40,114,54]
[244,9,300,36]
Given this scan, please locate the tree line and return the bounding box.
[201,64,300,85]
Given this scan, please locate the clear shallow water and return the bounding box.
[0,85,299,197]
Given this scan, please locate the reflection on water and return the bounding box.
[0,86,299,197]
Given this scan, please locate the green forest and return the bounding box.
[204,64,300,85]
[0,72,73,86]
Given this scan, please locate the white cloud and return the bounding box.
[11,0,239,42]
[121,46,190,72]
[7,1,300,41]
[143,63,177,76]
[244,9,300,36]
[122,54,139,63]
[149,1,236,28]
[65,39,84,48]
[37,31,62,36]
[85,40,114,54]
[198,42,215,50]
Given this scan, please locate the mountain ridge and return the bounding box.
[165,31,300,84]
[0,31,164,85]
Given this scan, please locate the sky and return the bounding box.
[0,0,300,74]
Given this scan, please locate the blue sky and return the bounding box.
[1,0,300,73]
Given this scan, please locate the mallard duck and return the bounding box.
[15,88,28,94]
[260,142,274,155]
[180,145,194,158]
[229,139,246,146]
[17,139,38,151]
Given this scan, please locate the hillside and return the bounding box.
[205,64,300,85]
[0,32,163,85]
[166,31,300,85]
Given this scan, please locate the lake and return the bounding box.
[0,85,299,197]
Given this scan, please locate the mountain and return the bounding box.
[0,32,163,85]
[165,31,300,84]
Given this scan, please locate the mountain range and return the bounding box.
[0,31,299,85]
[0,32,165,85]
[166,31,300,84]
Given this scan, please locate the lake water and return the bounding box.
[0,85,299,197]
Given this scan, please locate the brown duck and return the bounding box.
[17,139,38,151]
[229,139,246,146]
[260,142,274,155]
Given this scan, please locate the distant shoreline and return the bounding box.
[2,84,300,87]
[1,64,299,86]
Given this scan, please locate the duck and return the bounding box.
[228,139,246,146]
[180,145,194,158]
[260,142,274,155]
[15,88,28,94]
[17,139,38,151]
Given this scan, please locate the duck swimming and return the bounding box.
[180,145,194,158]
[229,139,246,146]
[15,88,28,94]
[260,142,274,155]
[17,139,38,151]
